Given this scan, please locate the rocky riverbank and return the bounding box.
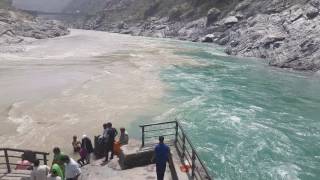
[0,8,69,52]
[63,0,320,71]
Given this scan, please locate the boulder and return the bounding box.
[310,0,320,8]
[306,5,319,19]
[169,7,182,21]
[230,40,239,47]
[235,0,252,11]
[224,16,239,26]
[300,39,319,56]
[201,34,214,43]
[206,8,221,26]
[117,21,128,29]
[288,5,304,22]
[260,34,286,48]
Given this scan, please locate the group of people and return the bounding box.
[100,122,129,162]
[29,123,129,180]
[28,123,171,180]
[72,135,93,166]
[99,122,170,180]
[30,147,81,180]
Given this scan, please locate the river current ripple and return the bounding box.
[153,43,320,180]
[1,30,319,179]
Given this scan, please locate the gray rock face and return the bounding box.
[210,0,320,71]
[306,5,319,19]
[223,16,238,25]
[201,34,214,43]
[206,8,221,26]
[62,0,320,71]
[0,9,69,47]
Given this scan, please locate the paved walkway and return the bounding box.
[79,158,172,180]
[0,169,30,180]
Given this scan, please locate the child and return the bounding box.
[72,136,81,152]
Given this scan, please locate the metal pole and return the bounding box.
[4,149,11,173]
[142,126,145,147]
[43,154,47,165]
[192,149,196,178]
[175,121,178,144]
[182,134,186,161]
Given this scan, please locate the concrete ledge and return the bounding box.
[119,144,154,170]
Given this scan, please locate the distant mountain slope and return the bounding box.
[0,0,12,9]
[12,0,72,12]
[64,0,319,71]
[0,3,69,50]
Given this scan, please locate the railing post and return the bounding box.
[43,154,47,165]
[182,134,186,161]
[175,121,178,144]
[4,149,11,173]
[191,149,196,179]
[141,126,145,147]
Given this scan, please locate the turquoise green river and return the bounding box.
[138,41,320,180]
[1,30,319,180]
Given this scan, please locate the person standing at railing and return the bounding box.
[113,127,129,156]
[153,136,170,180]
[103,122,118,162]
[30,159,50,180]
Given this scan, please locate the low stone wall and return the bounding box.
[119,145,154,170]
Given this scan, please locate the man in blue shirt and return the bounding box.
[154,136,170,180]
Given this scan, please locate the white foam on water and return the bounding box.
[230,116,241,124]
[272,164,301,180]
[62,88,73,96]
[8,115,34,134]
[7,101,34,134]
[63,113,80,125]
[129,53,144,58]
[249,105,263,112]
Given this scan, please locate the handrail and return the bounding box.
[139,121,177,127]
[0,148,49,155]
[176,121,212,179]
[140,120,213,180]
[0,148,49,173]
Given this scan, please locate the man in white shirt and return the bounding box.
[30,159,50,180]
[61,155,81,180]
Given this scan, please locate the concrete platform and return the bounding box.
[79,140,191,180]
[0,169,30,180]
[79,158,172,180]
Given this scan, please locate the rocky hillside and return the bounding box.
[0,4,69,49]
[64,0,320,71]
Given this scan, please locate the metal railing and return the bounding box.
[140,120,212,180]
[0,148,49,173]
